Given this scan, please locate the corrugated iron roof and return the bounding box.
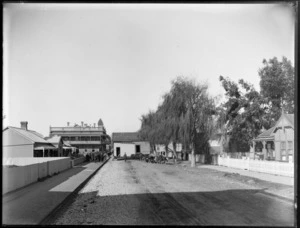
[112,132,141,142]
[8,127,50,144]
[45,135,61,144]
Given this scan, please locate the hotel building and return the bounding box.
[49,119,111,154]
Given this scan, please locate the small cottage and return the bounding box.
[3,121,56,157]
[252,112,294,162]
[112,132,151,157]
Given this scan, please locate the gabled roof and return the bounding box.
[254,113,294,141]
[284,114,294,127]
[112,132,141,142]
[5,126,50,144]
[272,113,294,130]
[255,126,276,140]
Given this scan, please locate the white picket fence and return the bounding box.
[218,156,294,177]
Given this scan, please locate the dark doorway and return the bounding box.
[136,145,141,153]
[116,147,120,157]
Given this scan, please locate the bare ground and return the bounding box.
[51,159,295,226]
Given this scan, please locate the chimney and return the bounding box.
[21,121,28,130]
[67,122,70,127]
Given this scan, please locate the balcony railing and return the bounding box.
[50,126,105,132]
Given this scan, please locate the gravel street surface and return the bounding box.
[52,159,295,226]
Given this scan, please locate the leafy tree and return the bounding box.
[258,56,295,123]
[217,76,267,151]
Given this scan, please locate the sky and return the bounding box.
[3,3,295,137]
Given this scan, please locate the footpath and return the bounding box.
[2,159,109,225]
[175,160,295,202]
[197,164,294,186]
[176,160,294,186]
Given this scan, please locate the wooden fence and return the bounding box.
[2,157,71,195]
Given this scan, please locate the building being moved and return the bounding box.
[3,121,56,157]
[112,132,150,157]
[49,119,111,154]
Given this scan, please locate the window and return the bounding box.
[281,142,287,161]
[70,137,76,141]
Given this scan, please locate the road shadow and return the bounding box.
[2,162,98,225]
[52,188,295,226]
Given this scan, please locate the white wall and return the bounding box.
[3,128,32,146]
[3,129,34,157]
[3,145,34,158]
[133,141,150,154]
[114,143,135,157]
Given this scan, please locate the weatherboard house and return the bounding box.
[252,112,294,162]
[112,132,151,157]
[3,121,56,157]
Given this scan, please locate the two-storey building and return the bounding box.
[49,119,110,154]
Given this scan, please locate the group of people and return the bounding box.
[86,152,106,162]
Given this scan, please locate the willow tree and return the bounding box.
[159,93,181,162]
[138,111,160,155]
[139,77,215,167]
[167,77,216,167]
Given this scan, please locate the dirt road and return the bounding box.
[52,159,294,226]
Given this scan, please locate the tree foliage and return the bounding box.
[218,76,266,151]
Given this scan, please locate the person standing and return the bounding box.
[124,153,127,162]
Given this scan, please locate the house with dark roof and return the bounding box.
[252,112,294,162]
[3,121,56,157]
[112,132,150,157]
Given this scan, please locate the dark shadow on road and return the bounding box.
[51,188,295,226]
[2,162,101,225]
